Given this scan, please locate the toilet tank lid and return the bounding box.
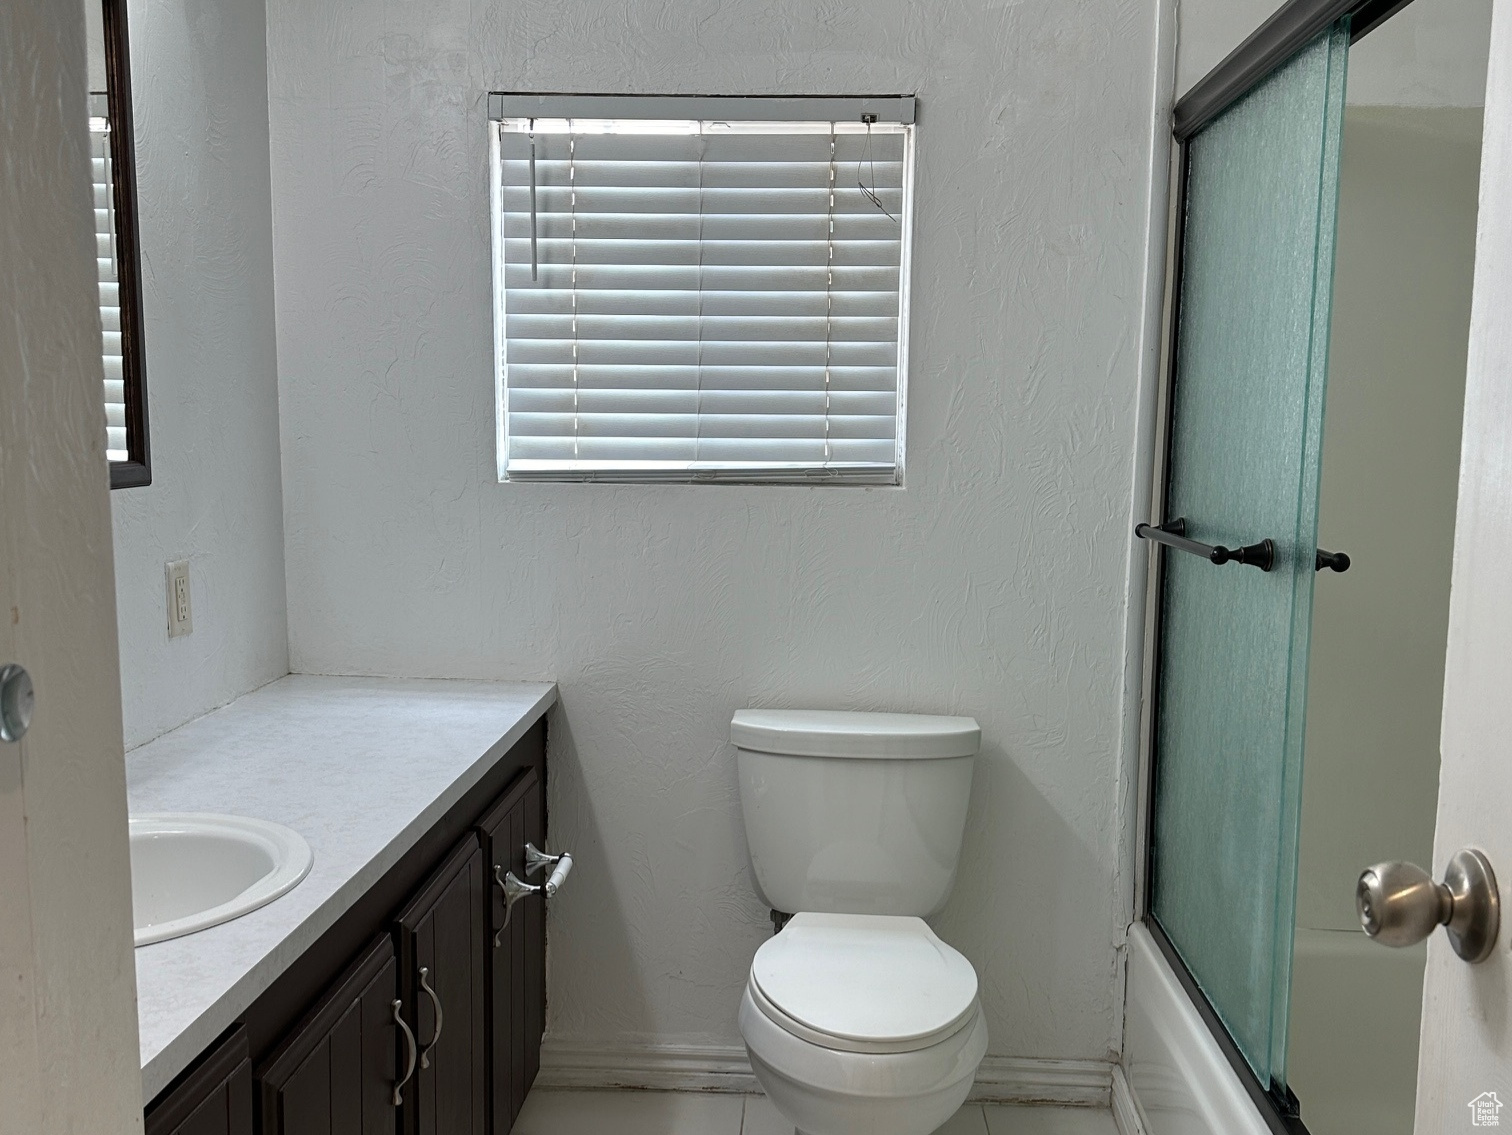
[730,709,980,759]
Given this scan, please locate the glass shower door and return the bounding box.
[1150,21,1349,1093]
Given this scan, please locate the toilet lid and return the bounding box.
[751,913,979,1047]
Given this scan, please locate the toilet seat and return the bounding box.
[749,912,979,1055]
[738,975,989,1133]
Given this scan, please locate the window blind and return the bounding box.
[489,98,914,483]
[90,93,127,462]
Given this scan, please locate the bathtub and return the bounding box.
[1286,926,1426,1135]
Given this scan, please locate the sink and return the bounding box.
[130,814,313,946]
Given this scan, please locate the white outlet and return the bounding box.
[166,560,193,638]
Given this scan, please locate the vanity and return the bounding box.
[127,676,559,1135]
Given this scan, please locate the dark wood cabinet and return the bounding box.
[255,936,398,1135]
[144,722,548,1135]
[475,767,546,1133]
[396,835,488,1135]
[146,1025,253,1135]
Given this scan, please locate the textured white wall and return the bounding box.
[268,0,1166,1062]
[110,0,289,749]
[1177,0,1492,106]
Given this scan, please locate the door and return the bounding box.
[1413,0,1512,1127]
[147,1027,253,1135]
[0,2,142,1132]
[1147,17,1350,1095]
[255,936,399,1135]
[476,767,546,1133]
[396,835,487,1135]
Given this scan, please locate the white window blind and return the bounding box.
[89,93,127,462]
[489,96,915,483]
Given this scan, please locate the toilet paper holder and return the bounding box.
[525,842,572,888]
[493,843,573,946]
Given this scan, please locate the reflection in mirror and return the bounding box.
[88,0,150,487]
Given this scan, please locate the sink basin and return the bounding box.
[130,814,313,946]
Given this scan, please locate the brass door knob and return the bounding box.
[1357,849,1499,963]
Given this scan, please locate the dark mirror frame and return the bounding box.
[102,0,150,489]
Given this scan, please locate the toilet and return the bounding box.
[731,709,987,1135]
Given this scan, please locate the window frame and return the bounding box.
[487,93,917,487]
[100,0,150,489]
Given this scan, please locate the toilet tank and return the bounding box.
[731,709,980,917]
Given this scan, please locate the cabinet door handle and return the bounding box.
[417,966,444,1068]
[392,999,417,1107]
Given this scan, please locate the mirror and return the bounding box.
[87,0,150,487]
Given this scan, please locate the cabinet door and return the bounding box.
[147,1026,253,1135]
[396,835,487,1135]
[256,935,399,1135]
[475,767,545,1133]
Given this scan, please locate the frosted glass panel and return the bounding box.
[1151,22,1348,1089]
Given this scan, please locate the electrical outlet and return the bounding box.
[166,560,193,638]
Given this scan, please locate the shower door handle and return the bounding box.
[1135,518,1274,571]
[1315,548,1351,572]
[1356,849,1499,962]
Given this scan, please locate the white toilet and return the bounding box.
[731,709,988,1135]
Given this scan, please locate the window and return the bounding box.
[88,0,150,487]
[488,94,915,483]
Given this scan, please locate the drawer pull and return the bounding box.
[418,966,444,1069]
[391,999,417,1107]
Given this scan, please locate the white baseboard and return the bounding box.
[537,1041,1116,1107]
[537,1042,759,1094]
[967,1056,1113,1107]
[1110,1064,1147,1135]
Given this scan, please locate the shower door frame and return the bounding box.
[1134,0,1427,1131]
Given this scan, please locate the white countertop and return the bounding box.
[127,674,557,1101]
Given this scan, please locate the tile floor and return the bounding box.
[513,1089,1121,1135]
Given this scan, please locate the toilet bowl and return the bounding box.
[739,912,988,1135]
[731,710,987,1135]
